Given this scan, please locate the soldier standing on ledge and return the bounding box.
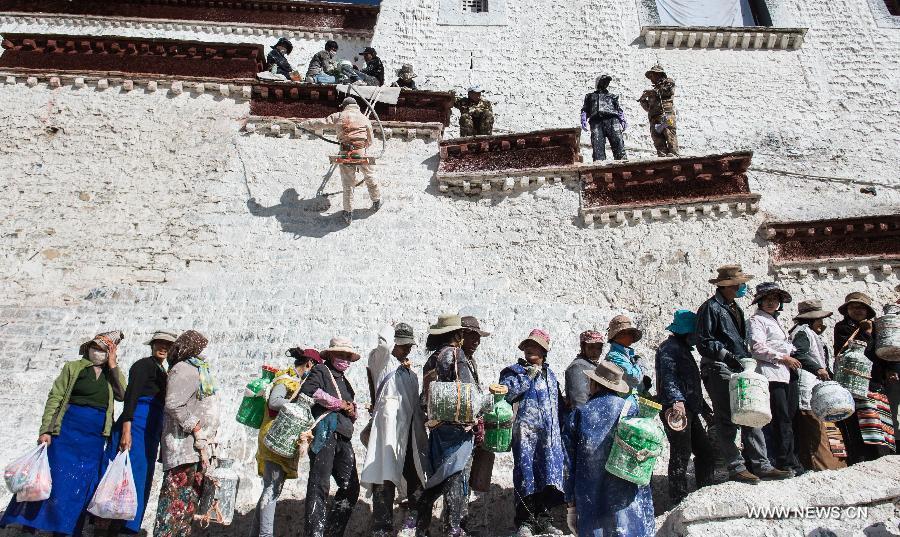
[581,74,627,161]
[639,64,679,157]
[455,85,494,137]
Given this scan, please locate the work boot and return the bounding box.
[756,468,792,480]
[728,470,760,484]
[342,211,352,225]
[371,199,382,212]
[516,524,536,537]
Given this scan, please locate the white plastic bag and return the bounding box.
[87,451,138,520]
[7,443,52,502]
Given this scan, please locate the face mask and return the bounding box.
[87,347,108,366]
[736,283,748,298]
[332,358,351,372]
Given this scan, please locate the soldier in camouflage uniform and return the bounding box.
[581,74,627,161]
[454,85,494,137]
[639,64,679,157]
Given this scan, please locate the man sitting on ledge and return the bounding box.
[454,85,494,137]
[306,40,340,84]
[265,37,298,80]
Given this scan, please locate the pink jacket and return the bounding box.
[300,103,373,150]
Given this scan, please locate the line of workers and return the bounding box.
[1,266,898,537]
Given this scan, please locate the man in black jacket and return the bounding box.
[696,265,791,484]
[581,74,627,161]
[356,46,385,86]
[266,37,296,79]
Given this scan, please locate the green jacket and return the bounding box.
[40,358,127,437]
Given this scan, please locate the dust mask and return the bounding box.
[332,358,351,372]
[87,347,108,366]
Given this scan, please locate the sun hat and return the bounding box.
[396,63,416,79]
[519,328,551,352]
[838,292,876,318]
[468,84,483,93]
[584,361,630,394]
[666,310,697,335]
[144,330,178,345]
[322,336,361,362]
[645,63,666,78]
[273,37,293,54]
[751,282,793,305]
[708,264,754,286]
[79,330,125,356]
[595,74,612,89]
[607,315,643,343]
[394,323,416,346]
[340,96,357,108]
[794,299,833,321]
[428,314,464,335]
[580,330,604,344]
[461,316,491,337]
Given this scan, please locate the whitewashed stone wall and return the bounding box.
[0,0,898,535]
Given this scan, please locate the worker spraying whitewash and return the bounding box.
[299,97,382,225]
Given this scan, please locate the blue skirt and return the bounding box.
[104,396,164,534]
[1,404,106,536]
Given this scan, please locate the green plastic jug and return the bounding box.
[604,397,665,486]
[235,365,279,429]
[483,386,513,453]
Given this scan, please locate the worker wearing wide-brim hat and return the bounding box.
[392,63,417,90]
[604,315,644,405]
[453,84,494,137]
[696,264,790,484]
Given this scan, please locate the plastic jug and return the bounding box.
[483,384,513,453]
[604,397,665,486]
[236,365,279,429]
[264,394,316,458]
[834,340,872,399]
[810,381,855,422]
[196,458,240,526]
[729,358,772,427]
[875,304,900,362]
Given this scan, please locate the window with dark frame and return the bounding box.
[462,0,489,13]
[885,0,900,16]
[745,0,773,26]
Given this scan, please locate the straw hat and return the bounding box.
[838,292,876,318]
[144,330,178,345]
[79,330,124,356]
[321,336,361,362]
[428,314,464,335]
[519,328,551,352]
[607,315,643,343]
[794,299,833,321]
[708,264,754,286]
[584,361,630,394]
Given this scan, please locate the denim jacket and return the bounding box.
[655,335,705,413]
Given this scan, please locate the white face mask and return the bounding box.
[87,347,108,366]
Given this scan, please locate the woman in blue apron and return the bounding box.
[1,331,126,536]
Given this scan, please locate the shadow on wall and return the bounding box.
[246,187,374,238]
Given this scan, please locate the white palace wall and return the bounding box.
[0,0,898,534]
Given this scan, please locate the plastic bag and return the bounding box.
[87,451,138,520]
[4,443,49,495]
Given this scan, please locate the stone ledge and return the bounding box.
[640,25,806,50]
[774,258,900,281]
[250,83,455,127]
[765,214,900,269]
[0,0,379,34]
[0,69,253,98]
[0,14,373,42]
[581,194,759,226]
[436,165,580,195]
[244,117,444,142]
[0,33,265,81]
[580,151,756,223]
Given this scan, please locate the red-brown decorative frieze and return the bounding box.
[766,214,900,278]
[0,34,264,81]
[437,128,582,194]
[579,151,759,224]
[250,83,454,125]
[0,0,379,34]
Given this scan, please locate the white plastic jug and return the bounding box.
[875,304,900,362]
[810,381,855,422]
[729,358,772,427]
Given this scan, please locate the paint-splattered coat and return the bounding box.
[564,391,654,537]
[499,361,567,500]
